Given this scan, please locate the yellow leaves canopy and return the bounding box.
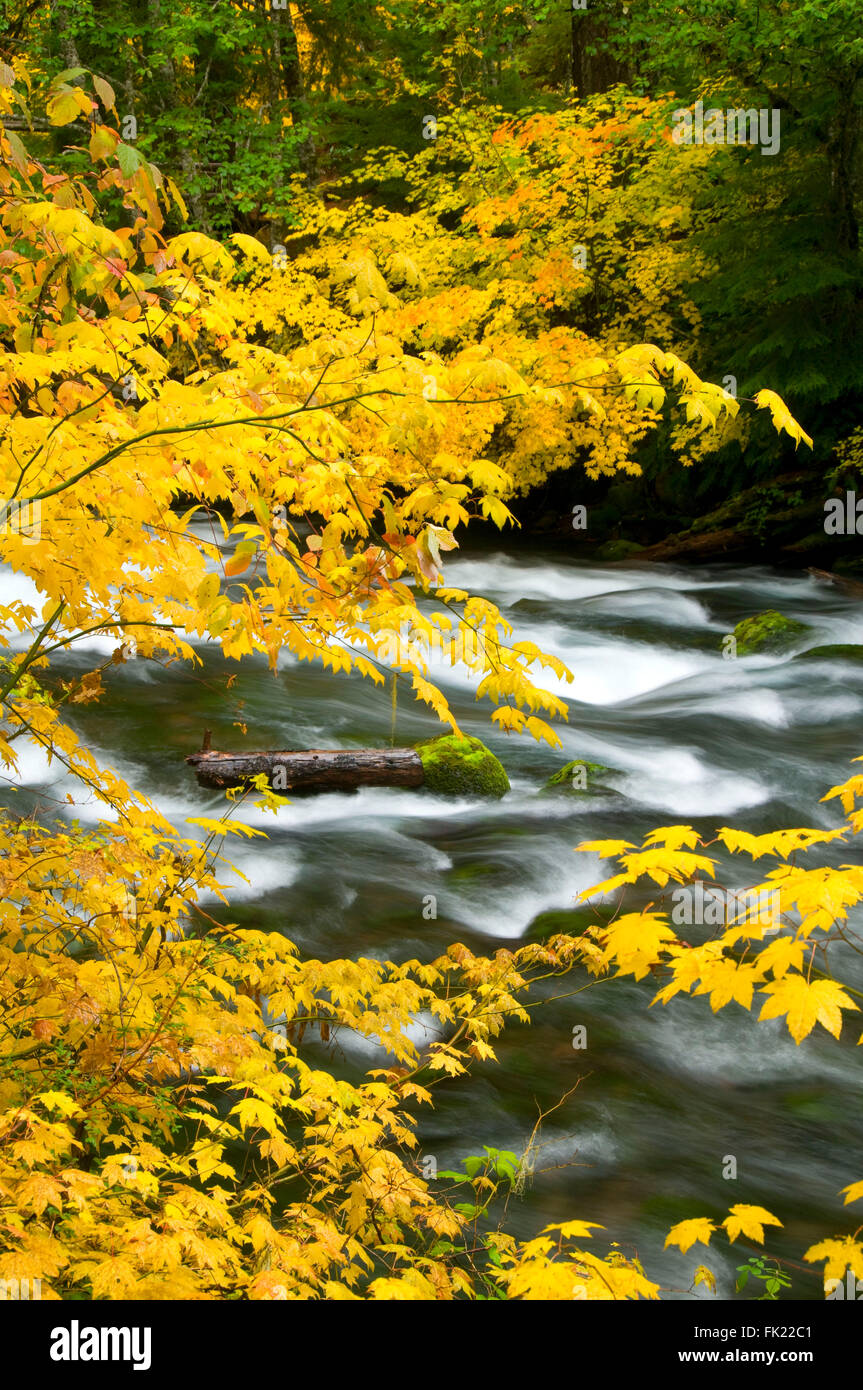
[0,73,850,1304]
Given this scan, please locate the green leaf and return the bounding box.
[117,143,143,178]
[53,68,88,86]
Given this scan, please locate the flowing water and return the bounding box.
[6,541,863,1300]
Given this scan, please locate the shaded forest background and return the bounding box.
[3,0,862,561]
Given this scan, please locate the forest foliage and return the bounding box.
[0,4,860,1300]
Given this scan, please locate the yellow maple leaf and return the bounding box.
[35,1091,83,1117]
[753,388,813,449]
[804,1237,863,1283]
[722,1204,783,1244]
[755,935,805,980]
[758,974,858,1043]
[665,1218,715,1255]
[642,826,701,851]
[543,1220,605,1238]
[694,959,761,1012]
[575,839,636,857]
[600,912,678,980]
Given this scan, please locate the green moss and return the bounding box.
[594,539,644,562]
[415,734,510,799]
[639,1193,705,1224]
[780,1090,834,1120]
[732,609,810,655]
[797,644,863,663]
[543,759,620,796]
[834,557,863,577]
[448,861,499,884]
[525,902,616,943]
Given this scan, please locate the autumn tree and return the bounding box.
[1,64,857,1304]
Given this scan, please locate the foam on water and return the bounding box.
[619,758,768,816]
[201,849,302,902]
[547,640,711,705]
[633,1008,852,1087]
[578,586,713,628]
[692,686,790,728]
[199,784,478,832]
[440,847,607,941]
[291,1010,446,1067]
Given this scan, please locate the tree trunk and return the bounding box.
[148,0,211,231]
[827,82,860,253]
[53,0,82,71]
[186,747,424,792]
[570,4,632,97]
[271,1,316,185]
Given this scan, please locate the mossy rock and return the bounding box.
[448,861,500,885]
[594,539,645,562]
[731,609,810,655]
[525,902,615,943]
[543,759,620,796]
[797,644,863,664]
[415,734,509,799]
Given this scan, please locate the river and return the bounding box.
[6,542,863,1300]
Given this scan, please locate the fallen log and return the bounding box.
[807,567,863,599]
[186,733,512,798]
[186,747,424,793]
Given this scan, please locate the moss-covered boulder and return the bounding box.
[731,610,810,655]
[525,902,616,943]
[543,759,620,796]
[415,734,509,799]
[797,644,863,664]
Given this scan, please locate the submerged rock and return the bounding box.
[731,609,809,655]
[415,734,510,798]
[797,644,863,663]
[543,758,620,795]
